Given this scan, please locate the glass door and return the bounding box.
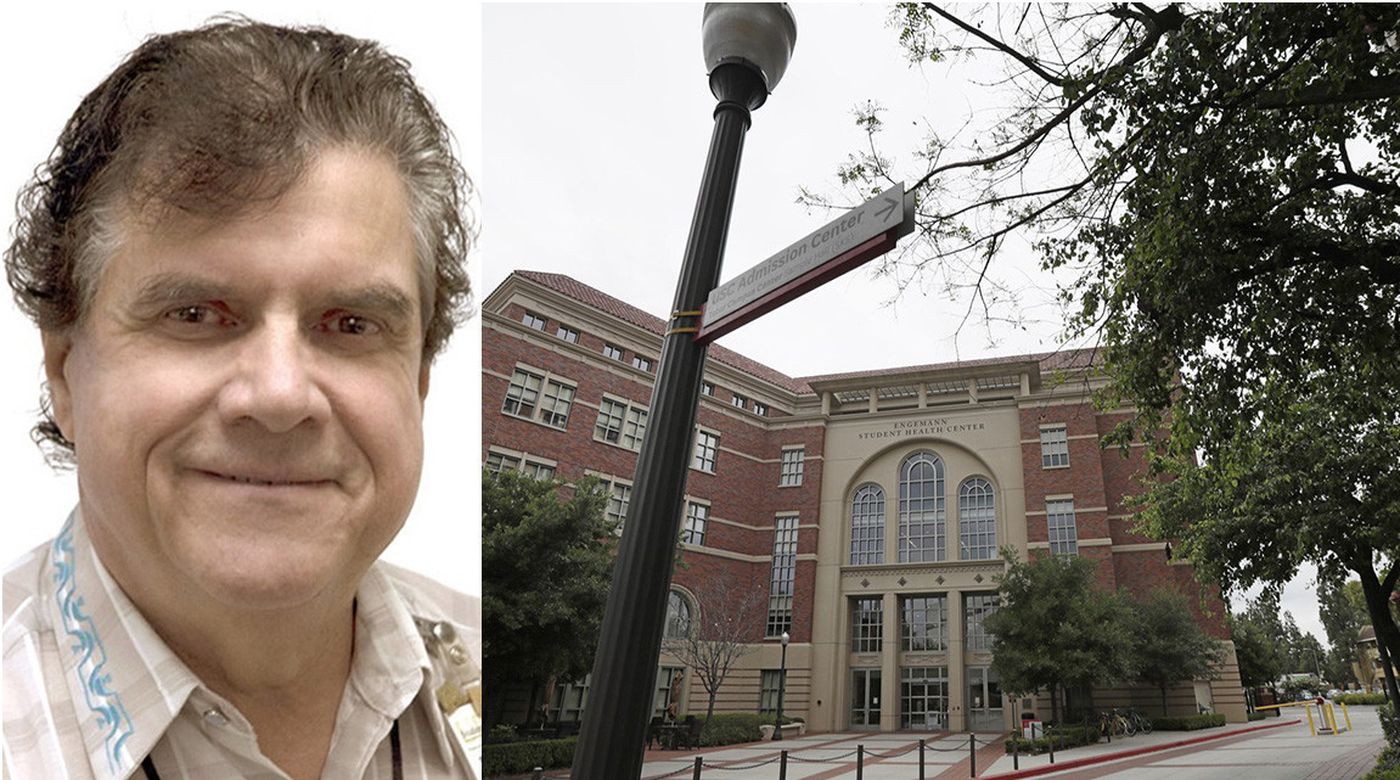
[966,666,1003,732]
[850,668,882,729]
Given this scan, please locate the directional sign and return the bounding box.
[697,183,914,343]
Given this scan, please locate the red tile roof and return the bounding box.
[511,270,1100,396]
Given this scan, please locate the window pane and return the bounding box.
[1047,499,1078,556]
[766,516,798,636]
[1040,425,1069,468]
[692,430,719,472]
[682,502,708,545]
[780,448,805,486]
[851,597,883,653]
[958,478,996,560]
[964,593,999,651]
[901,595,946,651]
[849,484,885,564]
[502,369,543,418]
[899,452,945,562]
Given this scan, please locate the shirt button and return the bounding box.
[202,708,229,728]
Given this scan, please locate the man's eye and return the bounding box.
[324,314,381,336]
[165,305,229,326]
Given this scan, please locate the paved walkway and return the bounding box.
[618,706,1390,780]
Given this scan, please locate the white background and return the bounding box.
[0,3,481,599]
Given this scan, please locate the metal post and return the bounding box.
[857,745,864,780]
[692,756,704,780]
[779,750,788,780]
[919,738,926,779]
[569,50,775,780]
[970,734,977,777]
[1012,736,1018,771]
[531,770,543,780]
[1048,727,1055,764]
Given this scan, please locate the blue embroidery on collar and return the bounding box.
[52,515,135,774]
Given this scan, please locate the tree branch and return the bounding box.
[926,3,1066,86]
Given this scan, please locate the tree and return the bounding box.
[1230,609,1283,711]
[482,470,618,729]
[985,551,1136,724]
[822,3,1400,703]
[661,571,768,728]
[1320,576,1372,657]
[1132,590,1224,714]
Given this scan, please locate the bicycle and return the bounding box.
[1126,708,1154,734]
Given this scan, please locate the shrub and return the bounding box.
[1380,701,1398,749]
[1362,745,1400,780]
[1151,713,1226,731]
[1005,724,1099,754]
[1248,711,1267,721]
[1338,693,1390,706]
[699,713,765,747]
[483,737,576,777]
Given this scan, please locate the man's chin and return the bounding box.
[174,543,356,613]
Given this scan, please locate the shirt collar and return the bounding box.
[42,509,201,780]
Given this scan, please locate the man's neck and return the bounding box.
[112,563,357,780]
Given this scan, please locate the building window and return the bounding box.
[849,484,885,565]
[964,593,999,651]
[555,324,580,344]
[538,381,576,429]
[523,460,556,480]
[901,595,947,651]
[1040,425,1069,468]
[503,367,575,429]
[731,393,748,409]
[779,448,805,486]
[851,597,883,653]
[603,343,624,361]
[623,407,650,450]
[665,590,692,639]
[595,398,648,451]
[754,401,769,416]
[632,355,653,372]
[759,670,783,714]
[550,675,590,723]
[521,310,546,330]
[682,502,709,545]
[605,481,632,529]
[653,667,685,718]
[692,430,719,472]
[958,477,996,560]
[898,451,945,562]
[1047,499,1079,556]
[702,381,715,397]
[594,399,626,444]
[485,450,521,474]
[766,515,799,637]
[901,667,949,730]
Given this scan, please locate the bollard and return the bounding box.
[1305,705,1316,736]
[692,756,703,780]
[1012,735,1019,771]
[1048,727,1055,764]
[779,750,788,780]
[1341,702,1353,731]
[531,769,543,780]
[970,734,977,777]
[857,744,864,780]
[919,738,926,779]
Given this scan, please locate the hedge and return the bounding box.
[1338,693,1391,706]
[1005,724,1099,754]
[1381,701,1398,748]
[698,712,800,746]
[1150,713,1226,731]
[1363,746,1400,780]
[483,737,576,777]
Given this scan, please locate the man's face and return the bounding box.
[45,147,428,611]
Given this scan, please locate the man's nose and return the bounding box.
[217,319,331,433]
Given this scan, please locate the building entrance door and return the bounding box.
[966,666,1003,732]
[851,668,881,729]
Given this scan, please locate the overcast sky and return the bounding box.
[0,2,481,598]
[481,3,1329,645]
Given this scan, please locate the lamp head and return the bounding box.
[781,630,790,646]
[702,4,797,108]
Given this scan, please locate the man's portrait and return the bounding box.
[1,6,481,779]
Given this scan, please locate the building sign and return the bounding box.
[697,183,914,343]
[856,416,988,441]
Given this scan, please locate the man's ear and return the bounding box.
[41,331,75,442]
[418,362,431,405]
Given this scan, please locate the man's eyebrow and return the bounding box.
[326,284,417,323]
[129,273,235,311]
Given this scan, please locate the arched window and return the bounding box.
[665,590,692,639]
[959,477,996,560]
[850,483,885,564]
[899,451,945,562]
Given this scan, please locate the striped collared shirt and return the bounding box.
[3,510,480,779]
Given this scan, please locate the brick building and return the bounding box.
[483,270,1247,732]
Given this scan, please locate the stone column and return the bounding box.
[947,590,966,731]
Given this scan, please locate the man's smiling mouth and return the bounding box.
[198,469,334,487]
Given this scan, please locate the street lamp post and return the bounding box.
[773,630,790,741]
[570,6,797,779]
